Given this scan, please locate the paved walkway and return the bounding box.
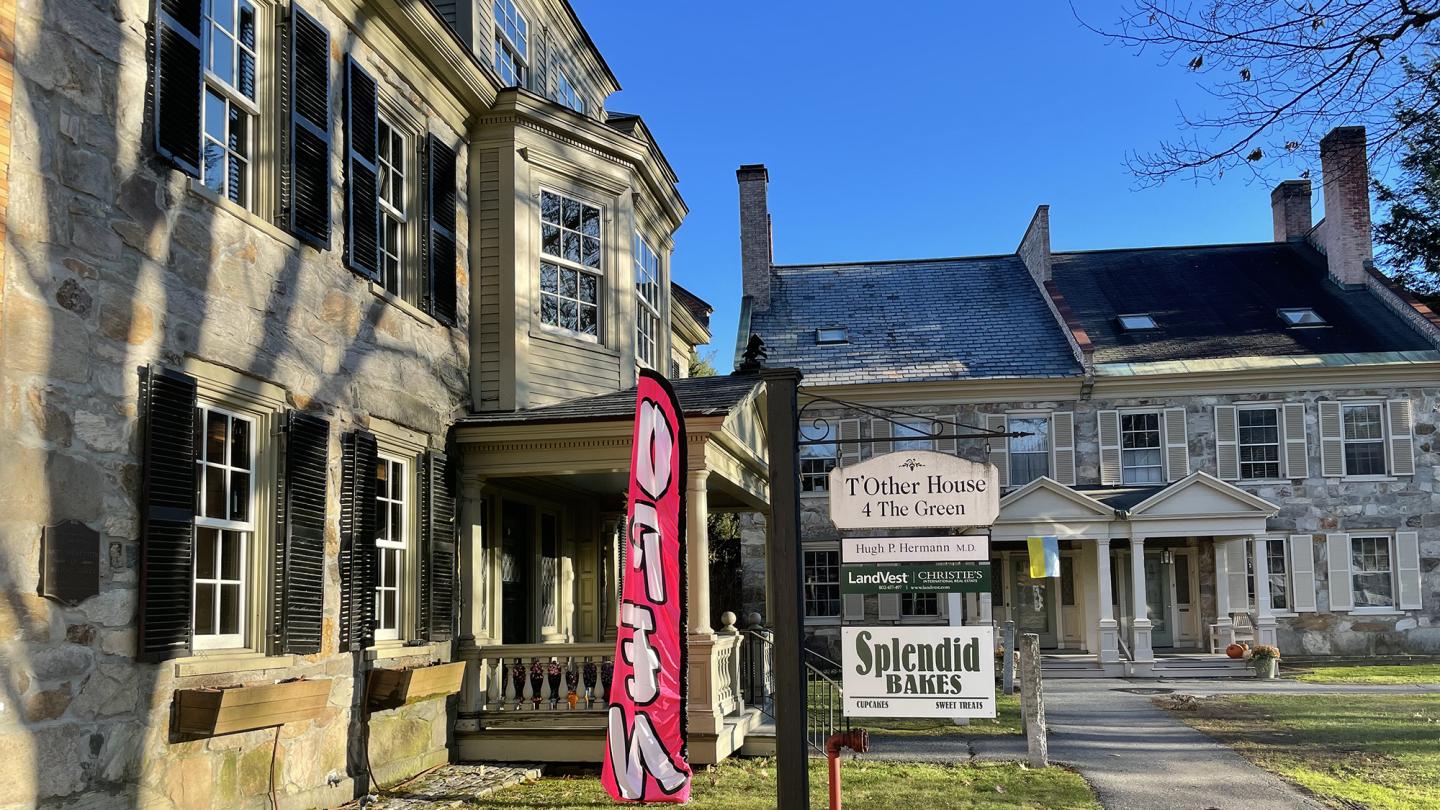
[859,678,1366,809]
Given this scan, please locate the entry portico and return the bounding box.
[991,471,1279,675]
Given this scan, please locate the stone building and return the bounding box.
[0,0,770,806]
[738,128,1440,674]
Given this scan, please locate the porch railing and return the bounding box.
[803,649,849,754]
[474,642,614,713]
[713,632,744,717]
[741,623,775,719]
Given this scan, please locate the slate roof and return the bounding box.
[748,257,1083,386]
[672,282,713,331]
[1050,242,1435,365]
[1072,484,1164,513]
[456,373,761,427]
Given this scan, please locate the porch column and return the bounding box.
[687,469,713,637]
[1252,537,1278,646]
[1095,538,1120,664]
[457,477,489,730]
[1129,537,1154,663]
[1213,542,1235,651]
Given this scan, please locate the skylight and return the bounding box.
[816,327,849,344]
[1118,314,1158,332]
[1278,308,1327,327]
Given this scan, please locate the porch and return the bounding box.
[448,375,776,763]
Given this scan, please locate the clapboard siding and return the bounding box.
[529,336,622,405]
[476,148,502,407]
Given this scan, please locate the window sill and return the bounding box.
[804,616,842,626]
[898,616,946,625]
[368,282,438,328]
[1345,608,1403,616]
[185,178,303,251]
[174,652,296,678]
[1339,476,1398,483]
[366,641,445,662]
[800,490,831,500]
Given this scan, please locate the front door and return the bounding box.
[1011,557,1059,648]
[1144,552,1174,648]
[501,501,534,644]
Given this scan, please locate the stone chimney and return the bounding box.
[737,164,772,311]
[1017,205,1052,285]
[1270,180,1312,242]
[1319,126,1373,287]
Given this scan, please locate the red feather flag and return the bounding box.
[601,368,693,803]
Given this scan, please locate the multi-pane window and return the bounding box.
[1267,541,1289,611]
[1342,403,1387,476]
[1351,536,1394,608]
[1008,416,1050,486]
[803,550,840,618]
[492,0,528,86]
[556,70,585,114]
[376,117,407,297]
[539,190,601,337]
[375,456,407,640]
[201,0,258,205]
[902,593,940,617]
[193,405,254,649]
[801,424,837,493]
[1120,412,1163,485]
[1238,407,1282,479]
[634,233,661,367]
[890,418,934,452]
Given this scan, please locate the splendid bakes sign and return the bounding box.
[842,626,996,718]
[829,451,999,529]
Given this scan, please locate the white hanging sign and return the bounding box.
[841,536,989,564]
[829,451,999,529]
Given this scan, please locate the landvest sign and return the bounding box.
[840,562,991,595]
[842,626,997,718]
[601,369,692,804]
[830,451,999,529]
[841,535,989,564]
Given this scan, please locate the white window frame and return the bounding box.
[633,232,661,368]
[1350,535,1396,610]
[374,454,408,642]
[890,417,934,453]
[800,422,837,494]
[1236,404,1283,481]
[200,0,260,209]
[1119,411,1164,485]
[803,548,841,619]
[376,113,409,300]
[1007,413,1051,487]
[492,0,528,87]
[1265,539,1292,613]
[193,403,256,651]
[1341,401,1388,477]
[538,188,603,341]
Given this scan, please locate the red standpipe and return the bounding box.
[825,728,870,810]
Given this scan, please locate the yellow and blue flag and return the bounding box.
[1027,535,1060,579]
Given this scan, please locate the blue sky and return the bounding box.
[570,1,1333,368]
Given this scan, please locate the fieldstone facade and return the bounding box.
[0,0,475,806]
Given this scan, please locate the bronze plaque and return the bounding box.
[41,521,100,606]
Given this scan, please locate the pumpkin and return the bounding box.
[1225,643,1246,659]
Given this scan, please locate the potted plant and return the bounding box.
[1250,644,1280,679]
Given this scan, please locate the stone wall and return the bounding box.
[761,385,1440,657]
[0,0,472,806]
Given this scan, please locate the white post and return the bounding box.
[1095,538,1119,664]
[1129,537,1154,663]
[1213,541,1235,652]
[1253,537,1278,646]
[687,469,713,637]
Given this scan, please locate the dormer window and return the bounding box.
[1118,313,1158,332]
[493,0,528,87]
[816,327,848,344]
[1278,308,1327,327]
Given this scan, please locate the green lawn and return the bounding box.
[1290,663,1440,685]
[1168,693,1440,810]
[469,759,1098,809]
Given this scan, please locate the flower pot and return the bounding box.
[367,660,466,710]
[1254,657,1278,679]
[174,678,331,736]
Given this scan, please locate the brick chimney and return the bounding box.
[1270,180,1312,242]
[737,164,772,311]
[1319,126,1373,287]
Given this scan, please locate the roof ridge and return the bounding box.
[1052,240,1287,257]
[772,253,1021,270]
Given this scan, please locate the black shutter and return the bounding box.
[420,451,457,641]
[153,0,203,175]
[275,411,329,654]
[339,430,378,651]
[424,136,459,324]
[344,57,380,280]
[287,5,331,248]
[138,366,198,661]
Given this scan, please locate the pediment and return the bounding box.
[1129,471,1278,518]
[998,477,1114,521]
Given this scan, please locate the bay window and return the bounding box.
[634,233,661,367]
[492,0,528,87]
[540,190,601,338]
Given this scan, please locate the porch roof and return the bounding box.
[455,373,763,427]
